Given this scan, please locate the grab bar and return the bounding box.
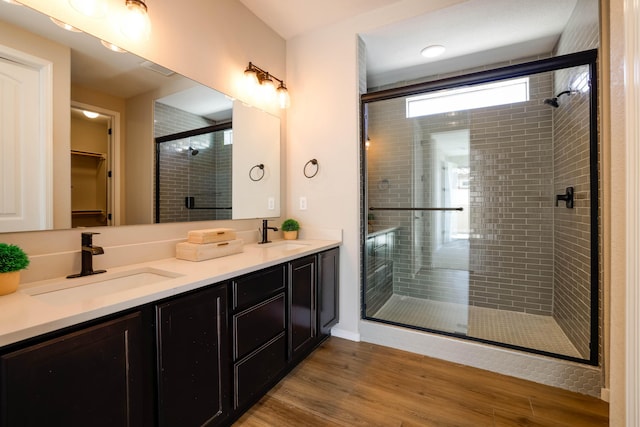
[369,207,463,211]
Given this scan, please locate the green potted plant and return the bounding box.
[281,219,300,240]
[0,243,30,296]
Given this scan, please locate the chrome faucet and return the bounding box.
[259,219,278,244]
[67,232,106,278]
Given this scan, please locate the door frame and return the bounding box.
[71,101,122,226]
[0,43,53,231]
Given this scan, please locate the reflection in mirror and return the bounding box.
[232,101,281,219]
[70,107,111,228]
[0,1,280,233]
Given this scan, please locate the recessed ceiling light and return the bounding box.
[420,44,446,58]
[50,17,82,32]
[100,40,127,53]
[83,110,100,119]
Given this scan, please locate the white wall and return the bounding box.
[285,0,465,338]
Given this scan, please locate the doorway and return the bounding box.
[70,103,118,227]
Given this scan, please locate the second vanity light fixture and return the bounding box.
[68,0,151,42]
[244,62,290,109]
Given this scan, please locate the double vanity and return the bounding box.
[0,238,340,427]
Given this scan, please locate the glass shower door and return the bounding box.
[362,53,600,364]
[364,98,471,336]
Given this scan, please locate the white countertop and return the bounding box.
[0,239,340,348]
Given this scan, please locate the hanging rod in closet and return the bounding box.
[369,207,464,211]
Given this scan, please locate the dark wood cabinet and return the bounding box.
[0,246,340,427]
[0,312,148,427]
[156,285,229,427]
[288,255,316,360]
[318,247,340,336]
[231,265,287,411]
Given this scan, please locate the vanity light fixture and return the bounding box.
[120,0,151,42]
[244,62,290,109]
[69,0,108,18]
[2,0,22,5]
[420,44,446,58]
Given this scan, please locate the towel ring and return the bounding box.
[249,164,265,181]
[304,159,319,178]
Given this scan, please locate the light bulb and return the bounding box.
[83,110,100,119]
[69,0,108,18]
[277,84,290,109]
[260,74,276,103]
[120,0,151,42]
[244,68,259,90]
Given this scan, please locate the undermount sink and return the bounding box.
[22,267,183,305]
[262,241,310,251]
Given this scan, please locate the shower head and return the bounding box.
[543,90,576,108]
[188,146,199,156]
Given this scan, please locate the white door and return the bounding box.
[0,56,50,232]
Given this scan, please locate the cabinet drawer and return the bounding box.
[232,265,285,310]
[233,333,286,410]
[233,293,285,360]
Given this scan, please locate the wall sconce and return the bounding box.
[68,0,108,18]
[120,0,151,41]
[244,62,290,109]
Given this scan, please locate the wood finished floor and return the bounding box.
[233,337,608,427]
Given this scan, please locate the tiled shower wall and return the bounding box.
[552,0,599,359]
[467,73,554,314]
[154,103,232,223]
[367,72,556,315]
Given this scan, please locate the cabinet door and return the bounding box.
[289,255,316,359]
[318,247,340,336]
[0,312,147,427]
[156,285,229,427]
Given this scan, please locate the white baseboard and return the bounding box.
[330,327,360,342]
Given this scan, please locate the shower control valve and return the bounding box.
[555,186,574,209]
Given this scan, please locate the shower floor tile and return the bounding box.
[373,294,582,359]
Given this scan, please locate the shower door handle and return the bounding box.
[369,207,464,211]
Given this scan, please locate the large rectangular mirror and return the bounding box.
[0,1,280,233]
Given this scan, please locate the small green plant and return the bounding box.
[281,219,300,232]
[0,243,30,273]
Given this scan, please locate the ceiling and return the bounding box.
[2,0,582,111]
[238,0,580,87]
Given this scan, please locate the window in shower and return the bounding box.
[361,50,599,364]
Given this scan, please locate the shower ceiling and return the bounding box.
[239,0,580,86]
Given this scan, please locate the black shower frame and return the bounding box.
[359,49,599,366]
[154,122,232,224]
